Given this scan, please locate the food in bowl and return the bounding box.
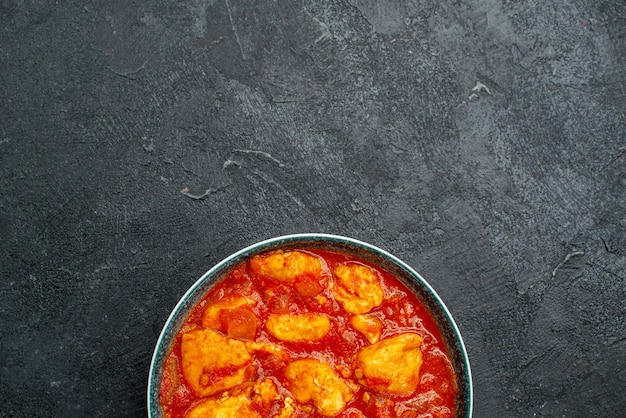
[156,246,462,417]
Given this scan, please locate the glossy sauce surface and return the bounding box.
[159,249,458,418]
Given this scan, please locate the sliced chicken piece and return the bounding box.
[266,313,331,342]
[250,251,325,295]
[354,333,423,395]
[251,377,280,408]
[332,263,384,314]
[180,329,254,396]
[184,392,260,418]
[201,295,257,338]
[350,314,383,344]
[284,359,357,416]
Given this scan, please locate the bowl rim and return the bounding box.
[147,233,473,417]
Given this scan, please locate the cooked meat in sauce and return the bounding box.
[159,249,458,418]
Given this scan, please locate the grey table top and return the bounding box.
[1,1,624,416]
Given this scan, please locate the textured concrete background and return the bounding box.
[1,0,624,416]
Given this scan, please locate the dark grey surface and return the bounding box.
[1,0,624,417]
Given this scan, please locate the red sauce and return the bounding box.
[159,249,458,417]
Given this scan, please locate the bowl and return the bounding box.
[148,233,473,417]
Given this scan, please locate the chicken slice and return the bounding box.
[354,333,423,395]
[284,359,356,416]
[202,295,256,328]
[332,263,384,314]
[181,329,253,396]
[185,392,261,418]
[250,251,322,284]
[251,377,280,408]
[266,313,331,342]
[350,314,383,344]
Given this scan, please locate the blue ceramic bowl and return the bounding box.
[148,233,473,417]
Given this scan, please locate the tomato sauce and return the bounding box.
[159,249,458,417]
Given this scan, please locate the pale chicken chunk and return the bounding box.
[332,263,384,314]
[201,295,256,329]
[266,313,331,342]
[354,333,423,395]
[250,377,280,408]
[181,329,253,396]
[250,251,322,284]
[202,295,258,340]
[350,314,383,344]
[185,392,260,418]
[284,359,356,416]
